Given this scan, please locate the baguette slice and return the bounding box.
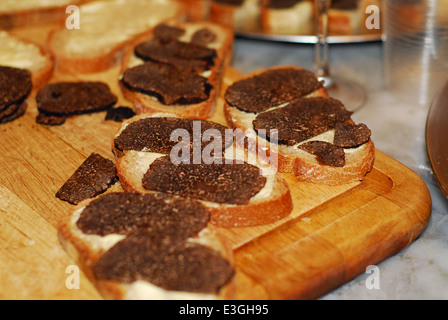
[178,0,211,21]
[223,65,375,185]
[209,0,261,33]
[119,20,234,120]
[48,0,186,74]
[113,113,293,228]
[260,0,314,35]
[58,191,235,300]
[0,31,54,90]
[328,0,376,35]
[0,0,90,29]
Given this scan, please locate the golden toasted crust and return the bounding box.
[57,192,236,300]
[119,20,234,120]
[0,31,54,90]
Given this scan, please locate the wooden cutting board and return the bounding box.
[0,24,431,300]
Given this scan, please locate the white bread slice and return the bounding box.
[178,0,211,21]
[0,0,90,29]
[260,0,314,35]
[0,31,54,90]
[47,0,186,74]
[328,0,374,35]
[223,65,375,185]
[113,113,293,228]
[119,20,234,120]
[209,0,261,33]
[57,191,235,300]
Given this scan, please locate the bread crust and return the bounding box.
[1,31,54,91]
[57,192,236,300]
[223,65,375,185]
[119,20,234,120]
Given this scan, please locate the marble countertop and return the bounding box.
[230,36,448,300]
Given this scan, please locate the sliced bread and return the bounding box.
[119,21,234,120]
[260,0,314,35]
[47,0,186,74]
[223,65,375,185]
[0,30,54,90]
[209,0,261,33]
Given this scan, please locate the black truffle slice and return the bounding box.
[76,192,210,239]
[56,153,118,205]
[333,122,371,148]
[225,68,323,113]
[36,113,67,126]
[153,24,185,43]
[36,81,117,116]
[253,97,352,145]
[0,101,27,124]
[105,106,136,122]
[191,28,217,46]
[0,66,32,109]
[114,117,230,154]
[121,61,212,105]
[93,231,234,294]
[142,155,267,205]
[134,39,217,73]
[298,140,346,167]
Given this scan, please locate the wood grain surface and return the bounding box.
[0,23,431,300]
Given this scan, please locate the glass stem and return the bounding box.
[314,0,333,88]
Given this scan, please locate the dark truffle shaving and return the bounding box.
[333,122,371,148]
[93,231,234,294]
[113,117,230,154]
[121,61,212,105]
[225,68,323,113]
[253,97,352,145]
[56,153,118,205]
[298,141,346,167]
[77,192,210,238]
[142,155,267,205]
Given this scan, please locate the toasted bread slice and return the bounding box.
[0,31,54,90]
[58,191,235,300]
[113,113,293,228]
[223,65,375,185]
[209,0,261,32]
[260,0,314,35]
[178,0,211,21]
[47,0,186,74]
[119,21,234,120]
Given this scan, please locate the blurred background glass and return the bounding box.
[383,0,448,106]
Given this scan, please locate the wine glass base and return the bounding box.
[318,76,367,113]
